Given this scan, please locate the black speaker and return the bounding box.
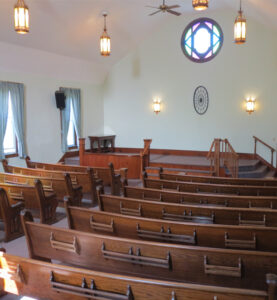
[55,91,66,110]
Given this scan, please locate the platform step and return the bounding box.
[145,166,211,177]
[237,165,269,179]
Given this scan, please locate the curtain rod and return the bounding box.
[0,80,23,85]
[59,86,81,91]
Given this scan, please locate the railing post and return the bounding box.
[254,137,257,156]
[271,149,274,166]
[79,138,86,166]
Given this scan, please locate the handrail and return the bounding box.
[253,136,276,168]
[207,138,239,178]
[254,136,275,152]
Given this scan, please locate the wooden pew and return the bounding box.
[21,211,277,291]
[159,168,277,186]
[26,156,128,190]
[0,181,57,224]
[97,188,277,227]
[0,172,82,206]
[124,186,277,209]
[0,189,24,242]
[2,159,98,205]
[0,251,274,300]
[143,174,277,196]
[65,202,277,252]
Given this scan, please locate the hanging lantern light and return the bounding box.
[192,0,209,11]
[100,13,111,56]
[14,0,29,34]
[234,0,246,44]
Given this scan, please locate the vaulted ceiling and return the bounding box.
[0,0,276,70]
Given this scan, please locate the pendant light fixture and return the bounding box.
[192,0,209,11]
[100,13,111,56]
[234,0,246,44]
[14,0,29,34]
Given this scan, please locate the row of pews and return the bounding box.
[0,159,277,299]
[0,157,127,241]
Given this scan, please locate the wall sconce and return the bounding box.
[245,97,255,114]
[153,98,161,114]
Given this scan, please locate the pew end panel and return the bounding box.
[0,189,24,242]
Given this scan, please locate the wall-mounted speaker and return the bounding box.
[55,91,66,110]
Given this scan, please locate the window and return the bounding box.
[67,101,77,148]
[181,18,223,63]
[3,93,18,156]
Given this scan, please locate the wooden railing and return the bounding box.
[207,139,239,178]
[207,138,221,177]
[253,136,276,169]
[140,139,152,176]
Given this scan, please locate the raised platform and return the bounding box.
[64,153,276,179]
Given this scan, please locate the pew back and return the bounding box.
[98,191,277,227]
[0,181,57,223]
[21,211,277,291]
[26,156,128,187]
[0,251,272,300]
[124,186,277,209]
[159,169,277,186]
[2,160,97,204]
[143,176,277,196]
[65,204,277,251]
[0,172,78,204]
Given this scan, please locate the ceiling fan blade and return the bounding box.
[167,9,181,16]
[145,5,159,8]
[166,5,180,9]
[149,10,162,16]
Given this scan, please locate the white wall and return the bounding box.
[103,9,277,156]
[0,42,104,170]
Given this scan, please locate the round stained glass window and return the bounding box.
[181,18,224,63]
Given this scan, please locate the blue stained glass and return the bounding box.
[187,37,192,48]
[213,34,219,46]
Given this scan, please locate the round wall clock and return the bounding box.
[193,86,209,115]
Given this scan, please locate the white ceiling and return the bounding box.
[0,0,276,70]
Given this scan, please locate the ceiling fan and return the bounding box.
[146,0,181,16]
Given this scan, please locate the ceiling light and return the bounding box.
[14,0,29,34]
[234,0,246,44]
[100,13,111,56]
[192,0,209,11]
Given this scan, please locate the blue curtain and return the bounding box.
[9,83,26,158]
[60,88,71,153]
[60,87,81,152]
[0,82,9,159]
[70,89,81,146]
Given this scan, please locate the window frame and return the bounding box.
[181,17,224,63]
